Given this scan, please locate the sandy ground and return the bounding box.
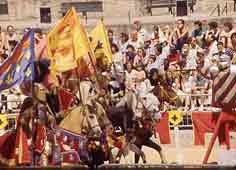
[117,130,236,165]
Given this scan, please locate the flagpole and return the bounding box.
[30,79,37,166]
[75,60,83,105]
[88,51,101,90]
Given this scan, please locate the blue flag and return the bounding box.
[0,30,35,91]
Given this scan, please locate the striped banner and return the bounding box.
[199,65,236,108]
[212,71,236,108]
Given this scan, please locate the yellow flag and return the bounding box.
[47,7,91,72]
[90,19,112,63]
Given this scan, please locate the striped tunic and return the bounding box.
[199,65,236,109]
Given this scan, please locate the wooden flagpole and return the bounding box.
[75,59,83,105]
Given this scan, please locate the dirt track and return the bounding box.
[118,130,236,164]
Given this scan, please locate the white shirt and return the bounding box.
[147,53,167,71]
[185,50,197,69]
[137,28,148,42]
[118,41,129,55]
[128,39,143,50]
[112,52,124,73]
[7,93,20,111]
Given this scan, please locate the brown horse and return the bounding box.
[153,85,182,110]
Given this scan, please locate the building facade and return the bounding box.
[0,0,146,30]
[0,0,233,31]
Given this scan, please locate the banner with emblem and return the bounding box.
[0,114,8,129]
[168,110,183,126]
[0,30,35,91]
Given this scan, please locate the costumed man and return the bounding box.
[134,80,167,164]
[15,96,36,166]
[196,47,236,163]
[0,97,35,166]
[31,83,56,166]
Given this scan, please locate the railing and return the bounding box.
[209,1,236,16]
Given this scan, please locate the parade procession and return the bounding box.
[0,2,236,169]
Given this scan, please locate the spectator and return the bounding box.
[124,45,136,67]
[170,19,189,51]
[143,34,155,57]
[162,25,171,42]
[5,25,18,55]
[7,89,20,113]
[108,29,117,45]
[219,22,235,48]
[0,26,6,54]
[147,44,166,72]
[118,32,129,55]
[133,48,146,68]
[192,71,210,111]
[111,43,123,73]
[212,41,231,70]
[125,62,138,91]
[206,21,220,41]
[133,20,147,42]
[230,32,236,64]
[205,32,218,63]
[192,21,203,38]
[128,31,143,50]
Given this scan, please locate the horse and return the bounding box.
[133,114,167,164]
[105,88,167,164]
[59,105,102,138]
[149,68,182,110]
[33,83,103,166]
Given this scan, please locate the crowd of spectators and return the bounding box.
[106,19,236,112]
[1,19,236,114]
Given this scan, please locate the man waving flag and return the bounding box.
[0,30,35,91]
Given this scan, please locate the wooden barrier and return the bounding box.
[0,164,236,170]
[99,164,236,170]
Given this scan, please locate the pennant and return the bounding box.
[90,19,113,64]
[0,30,35,91]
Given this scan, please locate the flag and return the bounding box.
[90,19,113,64]
[47,7,92,73]
[47,7,78,72]
[0,30,35,91]
[76,16,96,78]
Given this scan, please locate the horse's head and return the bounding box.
[82,105,102,138]
[91,101,113,131]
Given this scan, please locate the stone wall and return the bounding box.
[0,0,236,31]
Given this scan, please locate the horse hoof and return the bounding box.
[143,160,147,164]
[161,160,167,164]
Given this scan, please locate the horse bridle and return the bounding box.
[81,105,101,136]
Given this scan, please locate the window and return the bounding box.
[61,1,103,14]
[0,0,8,15]
[40,8,51,23]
